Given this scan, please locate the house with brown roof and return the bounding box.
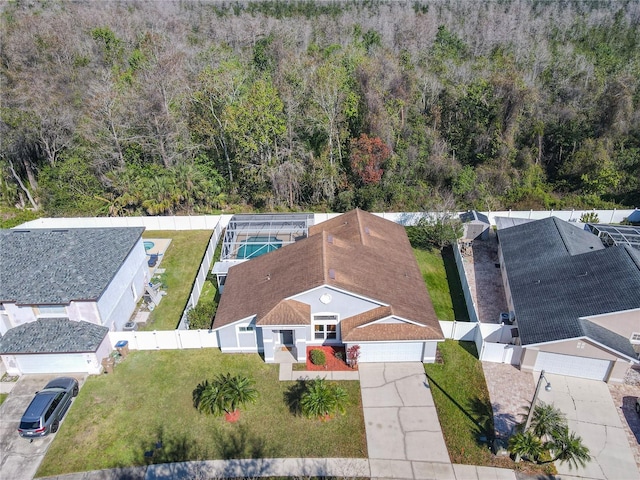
[212,209,444,363]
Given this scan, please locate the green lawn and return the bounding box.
[37,350,366,476]
[414,247,469,321]
[141,230,213,330]
[0,393,7,406]
[424,340,501,467]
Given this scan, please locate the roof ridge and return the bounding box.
[551,217,572,255]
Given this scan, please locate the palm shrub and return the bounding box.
[192,373,258,417]
[510,401,590,468]
[544,426,591,470]
[300,378,348,419]
[508,430,544,463]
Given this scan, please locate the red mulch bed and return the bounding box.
[305,346,353,371]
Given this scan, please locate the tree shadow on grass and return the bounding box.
[441,246,470,321]
[425,373,493,448]
[284,378,309,416]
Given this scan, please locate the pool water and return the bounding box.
[237,236,282,259]
[144,241,155,251]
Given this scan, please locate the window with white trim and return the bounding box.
[238,325,255,333]
[631,332,640,344]
[313,314,338,340]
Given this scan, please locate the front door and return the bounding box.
[281,330,294,346]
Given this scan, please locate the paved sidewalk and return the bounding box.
[278,363,360,381]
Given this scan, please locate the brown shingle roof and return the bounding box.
[213,209,443,341]
[258,299,311,326]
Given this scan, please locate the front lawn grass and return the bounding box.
[424,340,504,467]
[37,349,366,476]
[414,247,469,321]
[0,393,7,406]
[141,230,212,330]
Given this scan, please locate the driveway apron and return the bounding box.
[536,373,639,480]
[0,375,71,480]
[359,363,453,479]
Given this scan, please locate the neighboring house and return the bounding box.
[497,216,640,383]
[0,227,147,374]
[212,209,444,363]
[460,210,490,241]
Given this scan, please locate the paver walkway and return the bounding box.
[459,231,508,324]
[482,362,535,440]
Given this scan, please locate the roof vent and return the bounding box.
[328,268,336,280]
[266,273,271,281]
[327,234,333,244]
[364,226,370,235]
[577,272,588,277]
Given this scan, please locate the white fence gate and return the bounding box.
[438,321,522,365]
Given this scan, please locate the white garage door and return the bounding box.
[16,354,89,374]
[357,342,424,363]
[534,352,611,381]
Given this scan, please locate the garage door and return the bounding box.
[16,354,89,374]
[357,342,424,363]
[534,352,611,381]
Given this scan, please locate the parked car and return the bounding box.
[18,377,79,438]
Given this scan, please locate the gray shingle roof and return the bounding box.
[0,227,144,304]
[460,210,490,224]
[499,217,640,359]
[0,318,108,353]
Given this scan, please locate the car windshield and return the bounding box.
[20,420,40,430]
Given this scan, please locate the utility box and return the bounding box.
[115,340,129,357]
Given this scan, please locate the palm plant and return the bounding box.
[300,378,348,419]
[192,373,258,417]
[529,402,566,440]
[543,426,591,470]
[508,430,544,463]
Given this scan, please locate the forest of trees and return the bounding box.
[1,0,639,221]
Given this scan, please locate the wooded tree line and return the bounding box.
[1,0,639,219]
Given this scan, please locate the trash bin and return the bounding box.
[115,340,129,357]
[101,356,115,374]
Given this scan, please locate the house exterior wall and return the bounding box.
[608,359,633,384]
[293,286,381,319]
[67,301,101,325]
[97,239,148,331]
[497,246,515,316]
[520,339,633,383]
[422,341,439,362]
[584,309,640,340]
[217,317,260,353]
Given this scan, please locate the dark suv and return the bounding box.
[18,377,79,438]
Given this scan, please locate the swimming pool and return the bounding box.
[237,236,282,259]
[144,241,155,251]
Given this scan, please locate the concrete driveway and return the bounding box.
[536,373,639,480]
[359,363,453,479]
[0,374,85,480]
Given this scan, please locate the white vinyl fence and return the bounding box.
[17,208,638,231]
[439,321,522,365]
[177,220,226,330]
[108,329,219,350]
[452,243,480,324]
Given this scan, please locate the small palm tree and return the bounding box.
[192,374,258,418]
[300,378,348,419]
[530,402,566,440]
[508,430,544,463]
[543,426,591,470]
